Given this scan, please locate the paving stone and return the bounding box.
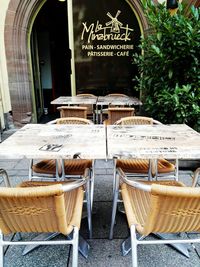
[69,238,200,267]
[80,201,129,240]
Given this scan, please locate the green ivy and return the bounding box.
[134,0,200,131]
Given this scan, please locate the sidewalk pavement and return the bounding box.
[0,129,200,267]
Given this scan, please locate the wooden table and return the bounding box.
[107,124,200,160]
[0,124,106,160]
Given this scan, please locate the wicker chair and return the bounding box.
[104,107,135,125]
[76,93,96,121]
[109,116,176,239]
[0,179,87,267]
[100,94,129,123]
[30,118,94,238]
[119,169,200,267]
[57,106,88,119]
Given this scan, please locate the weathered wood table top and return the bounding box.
[0,124,106,160]
[96,96,142,106]
[107,124,200,159]
[51,96,97,105]
[1,124,199,160]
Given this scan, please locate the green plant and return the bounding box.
[134,0,200,130]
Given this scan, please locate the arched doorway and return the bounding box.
[4,0,148,125]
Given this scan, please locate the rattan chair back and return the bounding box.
[76,94,95,97]
[115,116,154,125]
[122,181,200,236]
[76,94,96,119]
[106,107,135,125]
[106,93,128,97]
[0,183,84,235]
[56,117,93,125]
[57,106,87,119]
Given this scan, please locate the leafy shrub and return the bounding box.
[134,0,200,130]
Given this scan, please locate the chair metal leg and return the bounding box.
[92,105,95,123]
[0,169,11,187]
[67,233,90,259]
[22,232,90,259]
[90,161,95,210]
[148,159,153,181]
[121,236,131,256]
[130,225,138,267]
[100,105,103,124]
[86,179,92,239]
[154,233,190,258]
[121,232,190,258]
[29,159,61,182]
[22,232,59,255]
[0,231,4,267]
[15,232,22,241]
[56,159,65,181]
[109,172,120,240]
[72,227,79,267]
[175,159,179,181]
[112,159,117,195]
[28,159,33,181]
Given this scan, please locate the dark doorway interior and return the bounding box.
[31,0,71,121]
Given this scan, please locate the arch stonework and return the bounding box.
[4,0,148,125]
[4,0,46,125]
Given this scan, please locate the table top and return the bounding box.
[107,124,200,159]
[0,124,106,160]
[51,96,97,105]
[51,95,142,106]
[1,123,200,160]
[96,96,142,106]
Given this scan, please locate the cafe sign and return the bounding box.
[81,10,134,57]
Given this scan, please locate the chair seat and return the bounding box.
[32,159,92,175]
[117,158,175,174]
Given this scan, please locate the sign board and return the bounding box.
[73,0,141,95]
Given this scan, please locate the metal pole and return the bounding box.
[67,0,76,96]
